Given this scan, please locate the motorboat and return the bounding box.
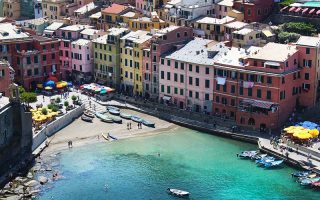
[81,115,93,122]
[120,112,132,119]
[251,154,267,160]
[238,151,258,159]
[110,116,122,123]
[142,119,155,127]
[299,177,320,186]
[131,115,143,123]
[107,106,120,112]
[109,109,120,115]
[264,160,284,168]
[167,188,190,197]
[291,171,311,178]
[95,112,105,119]
[108,133,118,140]
[96,112,113,123]
[84,110,95,118]
[255,156,275,165]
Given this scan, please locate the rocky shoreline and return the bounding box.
[0,153,63,200]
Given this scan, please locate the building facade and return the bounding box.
[0,61,14,97]
[233,0,274,23]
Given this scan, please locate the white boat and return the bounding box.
[167,188,190,197]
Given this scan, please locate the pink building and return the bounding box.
[159,38,225,113]
[71,39,93,83]
[142,26,193,100]
[58,24,93,81]
[215,0,233,19]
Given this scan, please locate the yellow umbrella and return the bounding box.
[309,129,319,138]
[283,126,295,132]
[293,130,312,139]
[37,84,43,89]
[45,86,52,90]
[30,109,37,112]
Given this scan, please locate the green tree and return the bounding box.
[64,101,69,107]
[278,31,300,44]
[18,86,26,94]
[279,0,295,6]
[282,22,316,36]
[56,97,61,103]
[41,108,48,115]
[20,92,37,106]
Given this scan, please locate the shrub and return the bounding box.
[282,22,316,36]
[52,106,59,112]
[56,97,61,103]
[279,0,295,6]
[20,92,37,106]
[278,31,300,44]
[64,101,69,107]
[18,86,26,94]
[47,104,54,109]
[71,95,77,101]
[41,108,48,115]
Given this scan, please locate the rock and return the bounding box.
[32,164,41,172]
[45,167,52,171]
[24,180,39,187]
[14,177,28,183]
[29,189,40,195]
[27,172,33,179]
[38,176,48,185]
[13,185,24,194]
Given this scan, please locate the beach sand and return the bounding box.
[41,109,178,155]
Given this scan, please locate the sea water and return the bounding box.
[37,128,320,200]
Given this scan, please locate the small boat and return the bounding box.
[101,133,109,141]
[264,160,284,168]
[142,119,155,127]
[109,109,120,115]
[255,156,275,165]
[299,177,320,186]
[107,106,120,112]
[110,116,122,123]
[81,115,93,122]
[251,154,267,160]
[108,133,118,140]
[238,151,257,159]
[167,188,190,197]
[131,115,143,123]
[96,112,113,123]
[84,110,95,118]
[291,171,311,178]
[311,181,320,187]
[120,112,132,119]
[95,112,105,119]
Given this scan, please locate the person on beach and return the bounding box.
[129,122,132,129]
[137,123,140,129]
[127,123,129,130]
[43,95,45,102]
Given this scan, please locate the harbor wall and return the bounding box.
[32,105,85,151]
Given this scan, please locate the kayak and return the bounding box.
[109,109,120,115]
[131,116,143,123]
[120,112,132,119]
[106,106,120,111]
[142,119,155,127]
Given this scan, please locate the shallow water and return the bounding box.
[37,128,320,200]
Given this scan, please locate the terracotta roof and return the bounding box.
[102,4,128,14]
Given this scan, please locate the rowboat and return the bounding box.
[120,112,132,119]
[107,106,120,112]
[101,133,109,141]
[109,109,120,115]
[299,177,320,186]
[84,110,95,118]
[255,156,275,165]
[96,112,113,123]
[110,116,122,123]
[251,154,267,160]
[108,133,118,140]
[264,160,284,168]
[131,115,143,123]
[238,151,257,159]
[101,133,117,141]
[81,115,93,122]
[291,171,311,178]
[167,188,190,197]
[142,119,155,127]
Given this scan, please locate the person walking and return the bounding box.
[129,122,132,129]
[127,123,129,130]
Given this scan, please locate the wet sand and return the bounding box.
[41,109,178,155]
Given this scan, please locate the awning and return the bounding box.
[280,6,288,12]
[302,8,308,13]
[163,96,172,101]
[262,30,274,37]
[165,4,173,8]
[309,8,315,14]
[289,7,296,12]
[265,61,280,66]
[316,10,320,14]
[242,99,275,109]
[295,7,301,12]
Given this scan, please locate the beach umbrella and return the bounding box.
[67,82,73,87]
[309,129,319,138]
[44,80,56,87]
[100,89,107,95]
[45,86,53,90]
[56,84,64,89]
[37,84,43,89]
[293,130,312,139]
[283,126,295,132]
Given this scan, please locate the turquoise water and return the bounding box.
[37,128,320,200]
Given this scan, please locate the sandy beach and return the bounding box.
[41,108,178,155]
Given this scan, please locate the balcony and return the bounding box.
[16,49,39,56]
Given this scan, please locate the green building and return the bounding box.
[93,27,129,89]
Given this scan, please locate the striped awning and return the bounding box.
[295,7,302,12]
[242,99,275,109]
[302,8,308,13]
[317,10,320,14]
[289,7,296,12]
[280,6,288,12]
[309,8,316,14]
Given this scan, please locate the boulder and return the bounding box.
[13,185,24,194]
[24,180,38,187]
[27,172,33,179]
[38,176,48,185]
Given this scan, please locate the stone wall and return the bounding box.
[269,14,320,27]
[32,104,85,151]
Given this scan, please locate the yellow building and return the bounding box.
[2,0,20,19]
[120,30,152,96]
[129,13,167,31]
[192,16,235,41]
[93,28,129,89]
[120,11,138,24]
[227,9,244,22]
[101,3,131,30]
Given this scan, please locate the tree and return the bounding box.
[278,32,300,44]
[18,86,26,94]
[282,22,316,36]
[71,95,77,101]
[41,108,48,115]
[64,101,69,107]
[20,92,37,106]
[56,97,61,103]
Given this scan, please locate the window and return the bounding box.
[267,77,272,84]
[247,9,251,16]
[161,85,164,92]
[180,89,184,95]
[253,60,257,66]
[196,66,199,73]
[205,80,210,88]
[231,99,235,106]
[216,96,220,103]
[257,89,261,98]
[27,69,32,76]
[167,86,171,94]
[167,72,171,80]
[161,71,164,79]
[305,73,309,80]
[205,67,209,74]
[205,93,209,100]
[231,85,235,94]
[195,92,199,99]
[175,61,178,69]
[223,84,227,92]
[167,60,171,66]
[27,57,31,64]
[306,48,310,54]
[196,78,199,86]
[87,54,90,60]
[52,53,55,59]
[280,91,286,100]
[189,77,193,85]
[180,74,184,83]
[161,58,164,65]
[216,84,220,91]
[189,64,192,71]
[34,68,39,75]
[177,32,180,38]
[267,91,271,100]
[180,63,184,70]
[184,31,188,37]
[189,91,192,98]
[17,57,20,65]
[282,77,285,84]
[248,88,252,96]
[43,55,47,61]
[174,73,178,82]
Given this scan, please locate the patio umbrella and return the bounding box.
[37,84,43,89]
[44,80,56,87]
[67,82,73,87]
[309,129,319,138]
[45,86,53,90]
[100,89,107,94]
[293,130,312,139]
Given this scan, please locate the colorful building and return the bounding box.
[120,30,152,96]
[129,15,167,31]
[100,3,131,30]
[142,26,193,100]
[191,16,235,41]
[224,21,248,41]
[0,60,14,97]
[2,0,21,19]
[93,28,129,89]
[215,0,233,19]
[159,38,221,112]
[233,0,274,23]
